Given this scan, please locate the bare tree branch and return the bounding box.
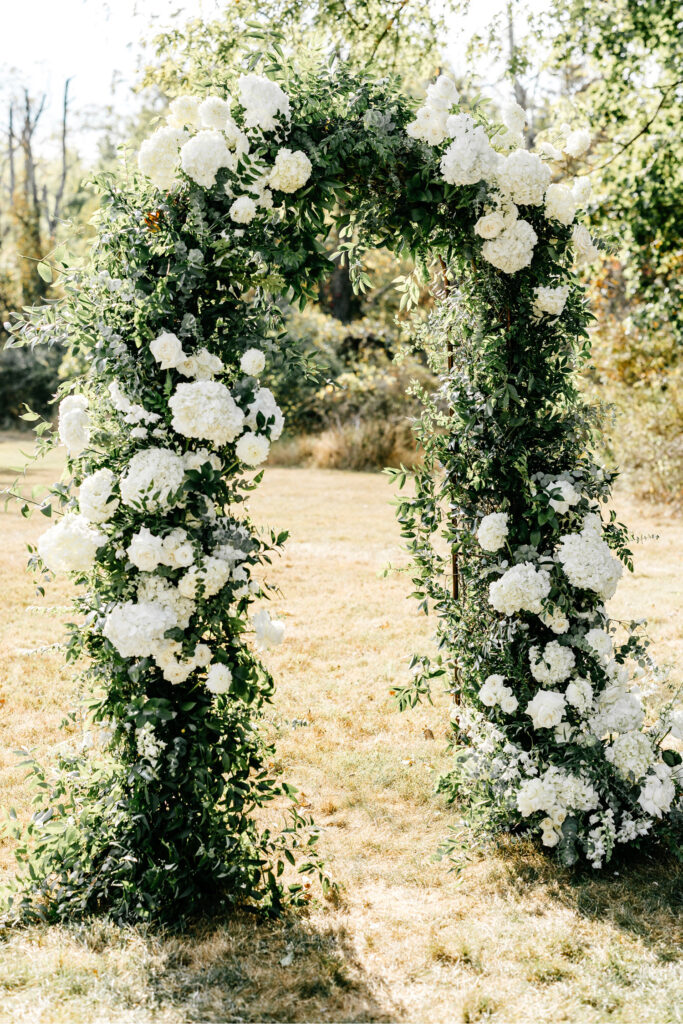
[49,79,71,236]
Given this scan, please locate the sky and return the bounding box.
[1,0,541,162]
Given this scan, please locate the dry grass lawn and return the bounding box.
[0,432,681,1024]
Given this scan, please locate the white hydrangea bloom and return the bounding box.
[137,574,194,630]
[150,331,186,369]
[546,478,581,513]
[167,96,201,129]
[240,348,266,376]
[605,731,654,781]
[426,75,459,110]
[589,681,644,736]
[532,284,569,319]
[169,381,245,446]
[178,348,224,380]
[103,600,175,659]
[526,689,566,729]
[489,561,551,616]
[638,764,675,818]
[406,106,449,146]
[198,95,232,130]
[58,395,90,456]
[556,515,623,600]
[572,224,600,264]
[236,432,270,466]
[79,468,119,523]
[206,663,233,694]
[474,212,505,239]
[476,512,509,552]
[180,130,234,188]
[244,387,284,440]
[268,148,313,193]
[229,195,257,224]
[529,641,576,685]
[120,448,187,511]
[496,150,550,206]
[517,765,599,818]
[564,128,591,158]
[585,627,613,662]
[482,219,537,274]
[572,176,592,205]
[138,127,183,189]
[237,73,290,132]
[38,513,105,574]
[252,608,285,650]
[502,101,526,134]
[544,183,576,226]
[440,125,498,185]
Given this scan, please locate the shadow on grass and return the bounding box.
[69,907,398,1024]
[489,836,682,952]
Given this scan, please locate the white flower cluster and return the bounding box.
[237,73,290,132]
[589,680,644,736]
[517,766,599,845]
[584,627,613,662]
[245,387,285,440]
[180,130,235,188]
[137,126,184,190]
[532,284,569,319]
[240,348,266,376]
[638,764,676,818]
[565,677,593,712]
[120,448,187,511]
[206,663,233,694]
[572,224,600,264]
[478,673,518,713]
[150,332,224,379]
[79,468,119,523]
[268,148,312,193]
[440,117,498,186]
[605,730,654,781]
[38,513,105,574]
[529,641,576,685]
[556,514,623,600]
[127,526,194,572]
[489,561,551,616]
[58,395,90,457]
[544,183,576,226]
[169,382,245,446]
[481,218,538,275]
[496,150,550,206]
[103,600,176,659]
[406,75,460,146]
[476,511,508,552]
[136,722,166,764]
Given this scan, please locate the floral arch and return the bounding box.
[6,53,681,923]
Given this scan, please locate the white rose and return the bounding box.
[150,331,186,369]
[572,224,600,264]
[474,212,505,239]
[240,348,266,376]
[38,513,105,574]
[58,395,90,457]
[236,432,270,466]
[476,511,508,552]
[229,195,257,224]
[526,690,566,729]
[206,663,233,694]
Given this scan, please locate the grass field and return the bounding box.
[0,433,681,1024]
